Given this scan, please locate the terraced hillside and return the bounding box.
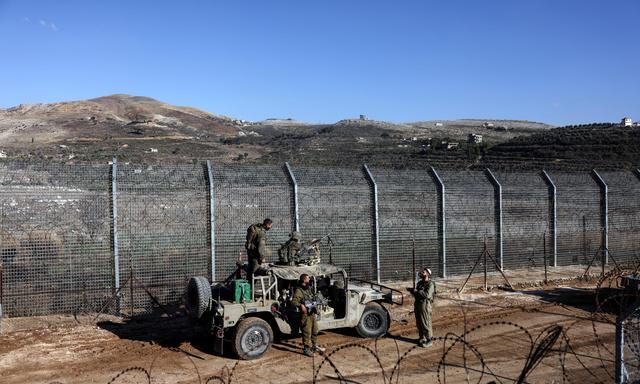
[485,123,640,169]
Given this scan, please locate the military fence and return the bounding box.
[0,161,639,318]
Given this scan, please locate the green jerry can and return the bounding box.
[231,279,251,303]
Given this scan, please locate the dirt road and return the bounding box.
[0,267,624,383]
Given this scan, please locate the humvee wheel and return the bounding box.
[232,317,274,360]
[186,276,211,319]
[356,302,389,338]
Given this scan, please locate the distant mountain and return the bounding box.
[0,94,560,167]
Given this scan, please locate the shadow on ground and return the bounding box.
[524,286,635,315]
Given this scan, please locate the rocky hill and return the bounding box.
[0,94,558,167]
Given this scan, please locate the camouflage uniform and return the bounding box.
[413,279,435,343]
[292,284,319,350]
[278,232,303,266]
[245,223,269,284]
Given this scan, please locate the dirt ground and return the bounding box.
[0,266,628,383]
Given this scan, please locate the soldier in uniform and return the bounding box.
[278,231,303,266]
[245,218,272,285]
[409,267,435,347]
[291,273,325,356]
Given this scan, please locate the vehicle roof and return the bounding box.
[266,263,345,280]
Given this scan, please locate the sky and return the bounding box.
[0,0,638,126]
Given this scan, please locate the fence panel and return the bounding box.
[0,163,111,316]
[0,162,637,318]
[115,164,209,315]
[294,166,373,279]
[211,164,293,281]
[372,167,439,280]
[550,171,602,266]
[496,171,550,270]
[619,300,640,383]
[600,171,640,264]
[437,170,496,276]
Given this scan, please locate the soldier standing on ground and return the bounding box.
[409,267,435,347]
[245,218,272,284]
[278,231,303,266]
[291,273,325,356]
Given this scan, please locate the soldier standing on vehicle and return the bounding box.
[291,273,325,356]
[278,231,303,266]
[409,267,435,347]
[245,218,272,284]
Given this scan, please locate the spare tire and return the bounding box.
[356,302,389,338]
[186,276,211,319]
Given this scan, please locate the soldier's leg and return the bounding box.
[424,310,433,340]
[301,314,312,348]
[310,314,319,345]
[414,304,425,340]
[247,257,258,285]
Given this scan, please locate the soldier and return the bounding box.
[245,218,272,284]
[291,273,325,356]
[278,231,303,266]
[409,267,435,347]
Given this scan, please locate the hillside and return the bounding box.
[485,123,640,169]
[0,94,556,167]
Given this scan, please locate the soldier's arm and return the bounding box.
[414,283,429,299]
[257,235,269,261]
[425,282,435,301]
[292,288,307,314]
[291,288,303,307]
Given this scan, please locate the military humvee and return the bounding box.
[186,263,403,360]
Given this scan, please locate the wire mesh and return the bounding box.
[437,170,496,276]
[371,167,439,281]
[0,162,112,316]
[2,162,640,318]
[115,163,209,315]
[495,171,550,270]
[599,171,640,264]
[621,300,640,382]
[549,171,602,266]
[293,166,373,279]
[211,164,293,281]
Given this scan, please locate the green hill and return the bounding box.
[484,123,640,169]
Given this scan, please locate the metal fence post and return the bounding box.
[206,160,216,281]
[485,168,503,270]
[363,165,381,283]
[430,167,446,278]
[284,162,300,232]
[592,170,608,264]
[111,158,120,294]
[616,314,625,383]
[541,170,557,267]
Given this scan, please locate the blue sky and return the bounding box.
[0,0,638,126]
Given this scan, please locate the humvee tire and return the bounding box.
[356,302,389,338]
[231,317,274,360]
[186,276,211,319]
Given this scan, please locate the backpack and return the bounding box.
[245,224,259,250]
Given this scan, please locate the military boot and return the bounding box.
[303,346,314,357]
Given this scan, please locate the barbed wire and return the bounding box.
[30,278,637,384]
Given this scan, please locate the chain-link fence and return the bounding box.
[601,171,640,265]
[1,162,638,318]
[618,299,640,383]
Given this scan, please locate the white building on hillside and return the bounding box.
[621,117,633,127]
[468,133,483,144]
